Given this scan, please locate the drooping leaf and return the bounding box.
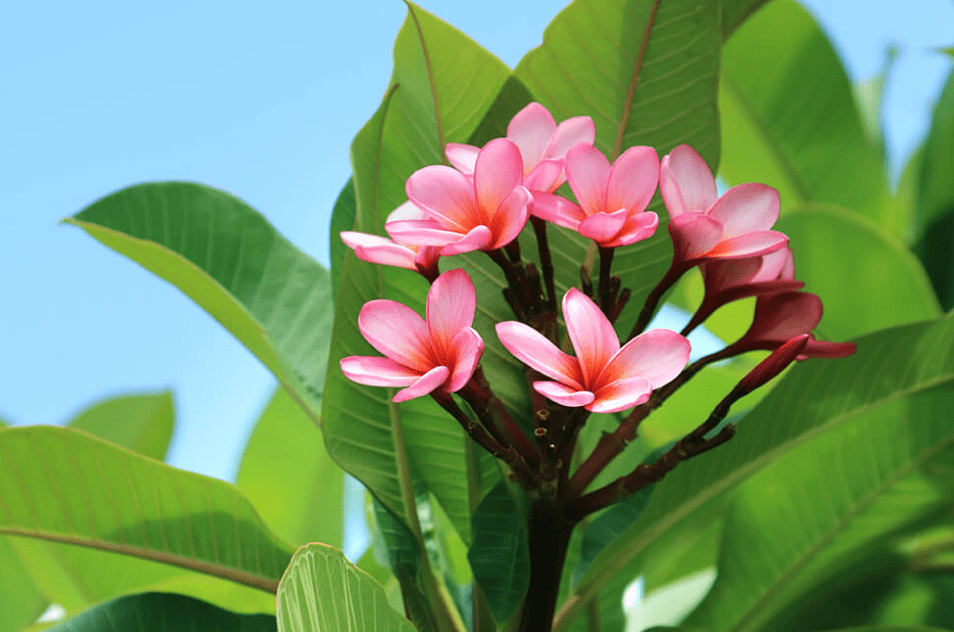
[236,386,343,548]
[0,425,294,594]
[718,0,891,228]
[45,592,277,632]
[276,543,414,632]
[66,391,175,462]
[67,182,332,421]
[555,311,954,630]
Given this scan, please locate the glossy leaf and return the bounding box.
[0,425,294,594]
[718,0,890,227]
[236,386,343,548]
[67,182,332,421]
[276,543,414,632]
[777,205,941,339]
[45,592,277,632]
[556,311,954,630]
[67,391,175,462]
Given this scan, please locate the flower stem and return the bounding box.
[518,501,577,632]
[627,260,688,340]
[597,245,617,315]
[531,217,557,311]
[459,366,539,467]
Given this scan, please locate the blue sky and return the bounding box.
[1,0,952,484]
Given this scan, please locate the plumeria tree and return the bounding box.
[4,1,954,632]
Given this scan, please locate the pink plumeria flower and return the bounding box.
[340,269,484,402]
[385,138,532,256]
[496,288,690,413]
[445,102,596,193]
[341,204,440,277]
[732,291,856,360]
[532,144,660,248]
[661,144,788,263]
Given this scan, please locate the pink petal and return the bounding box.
[606,146,659,214]
[708,183,780,239]
[340,231,417,270]
[543,115,596,160]
[507,102,556,170]
[445,143,479,174]
[599,329,690,390]
[602,212,659,248]
[530,192,585,230]
[340,356,421,387]
[751,248,791,283]
[701,256,764,294]
[566,144,611,216]
[563,288,620,387]
[475,138,524,218]
[385,219,464,247]
[669,212,723,261]
[523,159,565,193]
[488,186,532,249]
[447,328,483,392]
[578,208,629,243]
[393,365,450,402]
[427,269,476,350]
[440,225,494,256]
[495,321,584,389]
[705,230,789,259]
[659,145,718,218]
[588,377,653,413]
[748,292,823,341]
[406,165,478,232]
[533,381,595,408]
[386,200,429,224]
[358,299,433,373]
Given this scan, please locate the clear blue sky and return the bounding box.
[1,0,952,483]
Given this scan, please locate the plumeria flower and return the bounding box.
[731,291,856,359]
[661,144,788,263]
[385,138,532,256]
[496,287,690,413]
[531,144,660,248]
[341,203,440,277]
[340,269,483,402]
[445,102,596,193]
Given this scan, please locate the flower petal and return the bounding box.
[385,219,464,247]
[475,138,524,218]
[523,159,565,193]
[427,269,476,350]
[543,115,596,160]
[507,102,556,170]
[659,145,718,217]
[706,230,789,259]
[606,146,659,214]
[669,212,723,262]
[603,212,659,248]
[577,208,628,243]
[358,299,433,372]
[488,186,532,249]
[447,328,484,392]
[588,376,652,413]
[566,144,611,216]
[701,256,764,294]
[440,225,494,256]
[340,231,417,270]
[748,292,823,341]
[708,183,780,239]
[600,329,690,390]
[530,192,585,230]
[533,381,595,408]
[393,365,451,402]
[563,288,620,386]
[340,356,421,387]
[802,337,857,359]
[496,321,584,389]
[406,165,478,231]
[445,143,479,174]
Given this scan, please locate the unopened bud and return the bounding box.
[731,334,809,400]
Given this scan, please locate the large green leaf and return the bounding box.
[0,425,294,593]
[236,386,343,548]
[323,2,510,541]
[67,182,332,421]
[776,205,941,339]
[0,534,47,631]
[721,0,771,40]
[684,387,954,632]
[45,592,277,632]
[276,543,414,632]
[555,311,954,630]
[66,391,174,462]
[329,178,356,299]
[718,0,891,228]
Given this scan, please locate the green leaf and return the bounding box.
[324,1,510,542]
[0,425,293,594]
[236,387,343,548]
[276,543,415,632]
[854,46,898,157]
[66,391,175,462]
[0,536,47,631]
[776,205,941,339]
[329,178,356,299]
[555,311,954,631]
[718,0,891,227]
[45,592,277,632]
[468,481,529,622]
[67,182,332,421]
[721,0,771,40]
